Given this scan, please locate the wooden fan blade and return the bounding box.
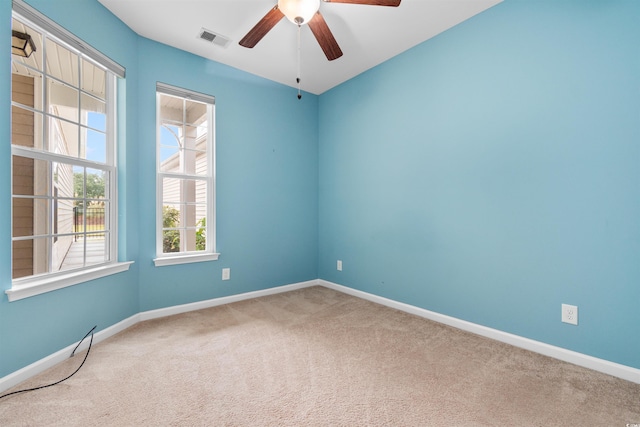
[323,0,401,6]
[239,6,285,48]
[308,12,343,61]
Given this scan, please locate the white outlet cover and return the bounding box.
[222,268,230,280]
[561,304,578,325]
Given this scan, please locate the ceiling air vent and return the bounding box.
[198,28,230,48]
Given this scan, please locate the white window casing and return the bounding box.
[154,83,218,266]
[8,2,131,301]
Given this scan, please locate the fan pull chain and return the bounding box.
[297,24,302,100]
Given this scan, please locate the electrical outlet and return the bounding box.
[222,268,230,281]
[561,304,578,325]
[337,260,342,271]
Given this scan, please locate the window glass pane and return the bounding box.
[12,198,47,238]
[49,116,79,157]
[48,78,79,121]
[53,161,75,198]
[85,234,108,266]
[45,38,78,86]
[81,94,106,129]
[183,179,206,252]
[12,198,34,238]
[162,230,180,253]
[162,178,181,205]
[59,240,80,271]
[183,147,198,175]
[12,239,34,279]
[13,237,50,279]
[85,168,107,201]
[186,213,207,252]
[193,179,207,207]
[159,124,181,173]
[81,58,106,100]
[12,157,35,198]
[195,224,206,251]
[184,147,208,176]
[162,203,181,226]
[194,198,207,251]
[73,205,84,235]
[72,167,108,235]
[159,94,183,122]
[59,234,108,271]
[162,178,205,207]
[159,147,180,172]
[55,197,74,237]
[103,170,111,200]
[12,71,43,111]
[183,124,208,176]
[162,203,181,253]
[13,156,49,196]
[178,226,204,252]
[11,106,44,150]
[72,165,84,198]
[11,67,43,106]
[184,100,206,125]
[83,203,106,233]
[158,127,207,175]
[159,124,181,147]
[82,128,106,163]
[194,123,208,147]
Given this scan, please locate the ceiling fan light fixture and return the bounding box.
[278,0,320,25]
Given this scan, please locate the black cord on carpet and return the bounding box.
[0,325,97,400]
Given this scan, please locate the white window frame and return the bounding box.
[154,83,218,267]
[6,1,132,302]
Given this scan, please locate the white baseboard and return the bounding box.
[139,279,319,321]
[319,279,640,385]
[0,314,140,394]
[0,280,318,394]
[3,278,638,394]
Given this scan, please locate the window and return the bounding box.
[154,83,217,266]
[7,1,130,302]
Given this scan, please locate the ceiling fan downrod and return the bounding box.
[297,24,302,99]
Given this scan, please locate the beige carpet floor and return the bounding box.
[1,286,639,426]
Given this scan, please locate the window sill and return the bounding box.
[153,252,220,267]
[6,261,134,302]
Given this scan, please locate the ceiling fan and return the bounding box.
[239,0,402,62]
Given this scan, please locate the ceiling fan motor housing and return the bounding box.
[278,0,320,25]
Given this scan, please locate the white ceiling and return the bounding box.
[98,0,502,95]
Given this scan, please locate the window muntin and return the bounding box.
[155,85,216,261]
[11,13,116,281]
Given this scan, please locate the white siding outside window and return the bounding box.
[154,83,218,266]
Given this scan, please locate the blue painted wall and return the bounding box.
[0,0,141,378]
[318,0,640,369]
[135,37,319,311]
[0,0,319,377]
